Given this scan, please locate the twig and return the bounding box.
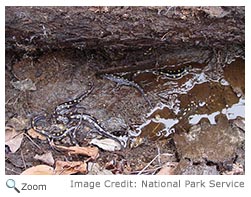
[5,91,23,106]
[23,132,42,150]
[157,146,161,165]
[137,152,172,175]
[20,149,27,169]
[131,166,162,175]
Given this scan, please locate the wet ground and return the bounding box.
[5,49,245,175]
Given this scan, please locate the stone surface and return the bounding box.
[174,160,219,175]
[173,115,244,163]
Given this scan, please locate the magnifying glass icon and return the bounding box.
[6,179,20,193]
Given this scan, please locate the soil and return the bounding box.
[5,49,245,175]
[5,6,245,175]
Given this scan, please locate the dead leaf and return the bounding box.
[34,152,55,166]
[156,162,178,175]
[55,161,87,175]
[21,161,88,175]
[11,78,36,91]
[55,145,99,160]
[88,162,113,175]
[21,165,54,175]
[6,116,30,131]
[90,138,121,151]
[27,128,47,140]
[5,126,23,153]
[105,159,127,174]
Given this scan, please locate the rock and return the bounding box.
[174,160,219,175]
[173,115,244,163]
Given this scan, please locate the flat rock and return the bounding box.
[173,115,244,163]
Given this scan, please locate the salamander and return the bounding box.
[70,114,126,147]
[31,81,126,148]
[31,114,75,140]
[32,113,125,147]
[54,82,94,116]
[156,65,192,79]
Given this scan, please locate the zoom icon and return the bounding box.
[6,179,20,193]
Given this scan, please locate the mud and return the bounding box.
[5,47,245,175]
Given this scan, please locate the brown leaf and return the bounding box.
[55,161,87,175]
[27,128,47,140]
[104,159,127,174]
[34,152,55,166]
[55,145,99,160]
[11,78,36,91]
[6,116,30,131]
[21,165,54,175]
[156,162,178,175]
[5,126,23,153]
[21,161,88,175]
